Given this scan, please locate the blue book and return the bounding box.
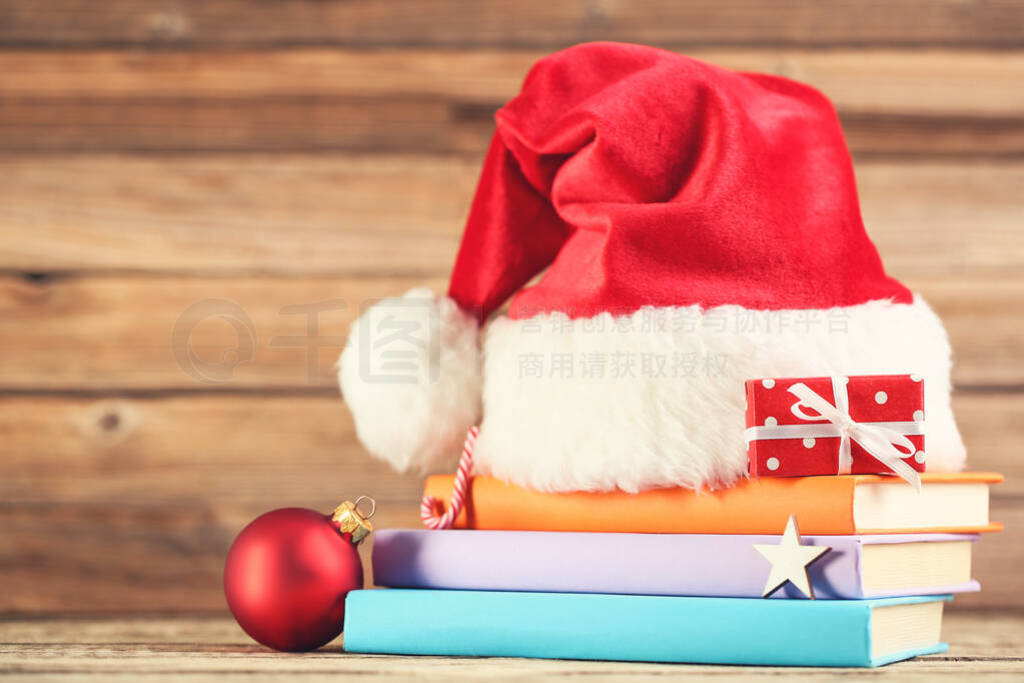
[344,590,949,667]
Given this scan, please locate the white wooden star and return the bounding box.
[753,515,831,599]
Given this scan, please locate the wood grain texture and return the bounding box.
[1,273,1021,391]
[900,276,1024,387]
[0,392,1018,612]
[4,50,1023,117]
[956,501,1024,609]
[0,502,423,614]
[955,393,1024,491]
[2,1,1023,48]
[2,393,1018,506]
[0,395,427,505]
[1,155,1021,277]
[0,393,425,612]
[3,99,1019,156]
[0,500,1017,613]
[0,393,436,610]
[0,274,441,391]
[0,154,476,276]
[0,615,1022,682]
[1,49,1022,155]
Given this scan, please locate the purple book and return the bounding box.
[372,529,980,599]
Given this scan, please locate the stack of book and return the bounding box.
[344,472,1001,667]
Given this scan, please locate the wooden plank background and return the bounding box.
[1,1,1021,614]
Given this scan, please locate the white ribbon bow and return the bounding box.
[744,376,923,490]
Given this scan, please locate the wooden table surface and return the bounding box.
[2,612,1022,681]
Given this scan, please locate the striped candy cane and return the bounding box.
[420,426,479,530]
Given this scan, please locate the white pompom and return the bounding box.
[338,288,481,473]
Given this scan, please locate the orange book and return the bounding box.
[423,472,1003,535]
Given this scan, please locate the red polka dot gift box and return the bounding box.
[744,374,926,486]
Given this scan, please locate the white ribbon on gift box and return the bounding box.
[743,376,924,490]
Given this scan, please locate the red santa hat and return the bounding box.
[339,42,965,493]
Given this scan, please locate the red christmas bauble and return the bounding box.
[224,506,367,652]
